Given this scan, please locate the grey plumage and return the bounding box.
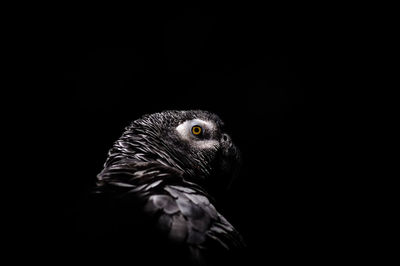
[95,110,244,265]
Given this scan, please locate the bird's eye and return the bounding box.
[191,126,202,136]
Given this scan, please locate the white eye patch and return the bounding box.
[176,119,219,149]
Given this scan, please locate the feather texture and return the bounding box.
[95,110,244,265]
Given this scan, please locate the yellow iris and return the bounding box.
[192,126,202,135]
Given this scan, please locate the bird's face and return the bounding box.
[174,116,238,169]
[164,111,241,190]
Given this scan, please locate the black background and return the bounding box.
[12,6,344,265]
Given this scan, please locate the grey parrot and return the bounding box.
[93,110,244,265]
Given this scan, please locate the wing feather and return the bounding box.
[96,160,244,253]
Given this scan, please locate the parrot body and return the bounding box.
[91,110,244,265]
